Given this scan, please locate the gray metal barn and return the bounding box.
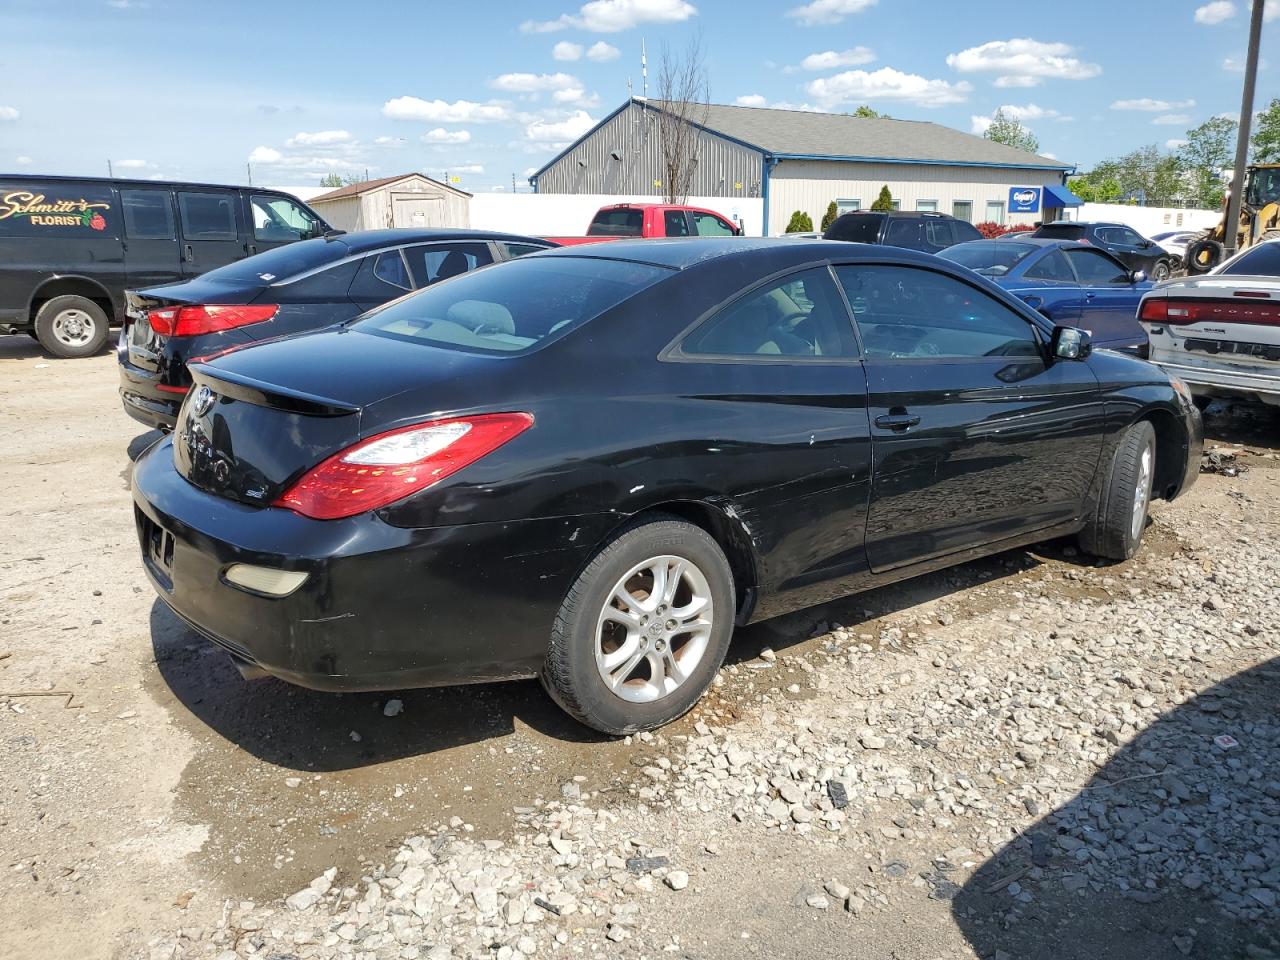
[308,173,472,232]
[531,99,1079,235]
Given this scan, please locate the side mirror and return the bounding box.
[1130,270,1147,283]
[1051,325,1092,361]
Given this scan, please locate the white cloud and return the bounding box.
[587,41,621,61]
[735,94,768,107]
[1166,138,1190,149]
[799,47,876,71]
[553,41,583,61]
[1224,54,1269,70]
[807,67,972,108]
[450,164,485,174]
[786,0,877,26]
[382,97,511,123]
[286,129,352,147]
[1268,0,1280,22]
[521,0,697,33]
[15,155,33,165]
[1041,151,1058,159]
[0,106,19,122]
[114,158,153,170]
[552,87,601,107]
[523,166,539,177]
[524,110,598,146]
[1195,1,1236,23]
[970,115,993,136]
[1111,98,1196,111]
[1152,113,1192,125]
[946,38,1102,87]
[490,185,506,192]
[374,136,406,145]
[422,128,471,144]
[997,103,1059,121]
[492,72,581,94]
[247,146,283,164]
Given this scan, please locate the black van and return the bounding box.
[0,175,330,358]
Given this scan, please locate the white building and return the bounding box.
[530,99,1079,236]
[308,173,472,233]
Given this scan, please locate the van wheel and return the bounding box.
[34,296,110,358]
[1079,421,1156,562]
[541,517,735,735]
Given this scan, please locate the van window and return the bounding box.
[0,182,117,237]
[121,189,175,240]
[178,191,237,240]
[251,194,318,243]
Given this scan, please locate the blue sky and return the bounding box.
[1,0,1276,192]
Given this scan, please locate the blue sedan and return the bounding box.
[938,238,1152,351]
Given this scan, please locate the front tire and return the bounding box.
[1151,259,1172,282]
[1079,421,1156,561]
[542,517,735,735]
[34,295,110,358]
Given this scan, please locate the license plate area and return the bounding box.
[1184,337,1280,362]
[136,507,175,589]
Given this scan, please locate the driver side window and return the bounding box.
[251,195,318,243]
[834,265,1039,360]
[680,268,858,359]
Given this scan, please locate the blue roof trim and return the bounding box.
[1044,182,1084,206]
[769,152,1074,172]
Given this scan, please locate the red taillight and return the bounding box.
[273,413,534,521]
[147,304,278,337]
[1140,297,1280,327]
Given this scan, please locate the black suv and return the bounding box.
[822,210,983,254]
[1031,221,1176,281]
[0,175,329,358]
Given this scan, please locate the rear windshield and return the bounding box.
[201,237,350,283]
[588,208,644,237]
[823,213,884,243]
[1035,224,1085,240]
[353,255,670,354]
[938,241,1038,277]
[1217,242,1280,277]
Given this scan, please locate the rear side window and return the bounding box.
[835,264,1039,360]
[1035,224,1085,241]
[952,219,982,243]
[403,242,493,287]
[884,218,927,250]
[939,241,1037,277]
[498,241,551,258]
[924,219,954,248]
[0,182,117,237]
[823,213,884,243]
[178,191,237,240]
[1217,242,1280,277]
[355,256,669,354]
[1065,248,1130,283]
[373,251,412,290]
[1023,249,1075,282]
[588,208,644,237]
[680,268,858,359]
[121,189,175,240]
[664,210,691,236]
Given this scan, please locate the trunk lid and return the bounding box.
[172,326,498,506]
[124,278,266,373]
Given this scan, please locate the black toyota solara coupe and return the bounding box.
[131,238,1203,734]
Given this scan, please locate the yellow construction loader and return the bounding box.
[1185,163,1280,273]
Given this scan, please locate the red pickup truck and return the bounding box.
[546,203,743,245]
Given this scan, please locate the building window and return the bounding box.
[836,198,861,214]
[916,200,938,212]
[985,200,1006,225]
[890,199,901,211]
[952,200,973,223]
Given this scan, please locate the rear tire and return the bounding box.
[541,517,735,735]
[1184,238,1223,275]
[1151,259,1172,282]
[34,295,109,358]
[1079,421,1156,562]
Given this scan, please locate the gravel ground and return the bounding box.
[1,340,1278,960]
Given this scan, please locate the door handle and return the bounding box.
[184,244,193,262]
[1085,291,1096,299]
[874,412,921,431]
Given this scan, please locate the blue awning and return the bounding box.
[1043,183,1083,207]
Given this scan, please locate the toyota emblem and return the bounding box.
[191,385,216,418]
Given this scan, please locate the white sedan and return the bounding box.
[1138,239,1280,407]
[1150,230,1201,261]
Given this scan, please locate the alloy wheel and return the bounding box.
[1132,445,1152,539]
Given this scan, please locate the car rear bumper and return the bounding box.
[117,329,184,428]
[131,436,610,691]
[1147,352,1280,404]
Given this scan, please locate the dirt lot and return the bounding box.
[1,338,1278,960]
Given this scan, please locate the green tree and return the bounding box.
[785,210,814,233]
[1066,173,1123,203]
[850,105,888,119]
[319,173,345,188]
[870,185,894,211]
[1253,97,1280,163]
[983,109,1039,154]
[1178,116,1237,209]
[820,201,839,231]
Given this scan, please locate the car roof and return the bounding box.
[333,228,551,254]
[538,236,945,271]
[0,172,302,195]
[836,210,956,220]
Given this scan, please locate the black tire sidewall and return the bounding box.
[545,519,734,735]
[1106,423,1157,560]
[1152,260,1171,281]
[35,295,109,358]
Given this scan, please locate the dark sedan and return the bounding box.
[118,228,554,429]
[938,237,1153,351]
[1030,221,1177,281]
[132,239,1202,734]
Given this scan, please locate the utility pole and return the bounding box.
[1224,0,1265,255]
[511,172,516,193]
[107,159,113,177]
[246,162,253,186]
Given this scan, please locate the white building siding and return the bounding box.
[310,196,362,232]
[767,160,1066,234]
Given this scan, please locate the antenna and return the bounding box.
[246,162,253,186]
[107,159,113,177]
[641,39,647,99]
